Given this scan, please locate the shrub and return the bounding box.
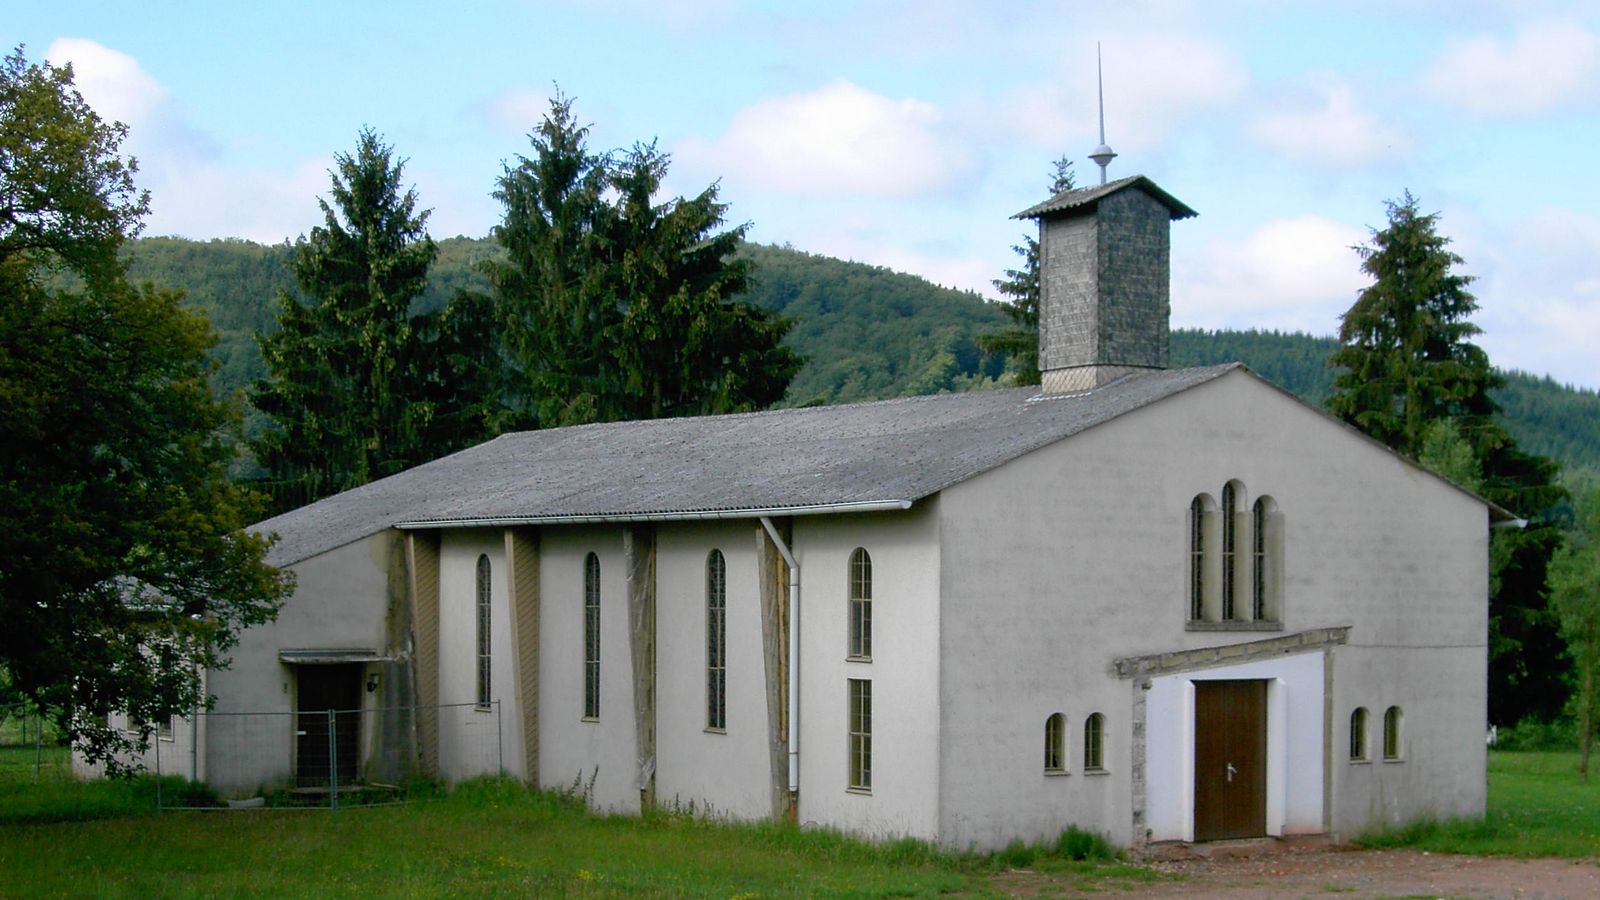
[1055,824,1116,861]
[997,838,1035,868]
[1494,717,1578,752]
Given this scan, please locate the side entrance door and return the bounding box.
[1193,679,1267,841]
[296,663,362,787]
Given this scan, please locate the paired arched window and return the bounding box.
[706,550,727,731]
[476,555,492,708]
[1349,707,1368,761]
[1383,706,1402,760]
[1044,713,1067,772]
[1084,713,1106,771]
[1187,483,1280,624]
[583,552,601,720]
[848,548,872,659]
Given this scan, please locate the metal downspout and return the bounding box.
[759,517,801,804]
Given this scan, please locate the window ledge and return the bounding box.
[704,727,726,735]
[1044,769,1070,777]
[846,787,872,796]
[580,716,599,724]
[1382,757,1405,764]
[845,655,872,664]
[474,705,493,713]
[1186,620,1284,633]
[1084,767,1110,776]
[1348,758,1370,765]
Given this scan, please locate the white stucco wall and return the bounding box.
[936,369,1489,849]
[536,527,639,813]
[204,533,396,795]
[792,505,943,842]
[652,521,775,819]
[437,530,524,780]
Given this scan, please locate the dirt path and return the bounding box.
[992,842,1600,898]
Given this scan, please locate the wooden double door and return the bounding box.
[1194,679,1267,841]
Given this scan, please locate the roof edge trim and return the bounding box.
[393,499,916,530]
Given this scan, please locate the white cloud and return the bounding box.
[1000,33,1248,152]
[44,38,167,130]
[1472,207,1600,388]
[1174,216,1368,334]
[1420,20,1600,116]
[676,79,976,198]
[484,88,551,134]
[1250,80,1411,169]
[144,157,331,242]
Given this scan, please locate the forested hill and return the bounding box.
[1172,329,1600,477]
[126,235,1599,478]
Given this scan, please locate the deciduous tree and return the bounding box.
[1552,482,1600,778]
[0,47,290,768]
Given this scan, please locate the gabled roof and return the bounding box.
[1013,174,1198,221]
[253,364,1239,565]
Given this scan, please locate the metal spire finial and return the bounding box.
[1088,42,1117,185]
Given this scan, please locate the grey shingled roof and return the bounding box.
[253,364,1239,565]
[1014,174,1199,221]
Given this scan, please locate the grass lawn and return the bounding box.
[0,747,1156,897]
[1358,750,1600,857]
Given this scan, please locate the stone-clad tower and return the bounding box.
[1014,176,1197,394]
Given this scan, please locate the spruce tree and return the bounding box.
[979,157,1075,385]
[488,93,799,426]
[1328,192,1569,725]
[252,130,495,507]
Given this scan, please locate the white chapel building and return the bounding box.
[111,176,1503,850]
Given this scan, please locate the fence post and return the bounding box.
[496,700,504,776]
[328,708,339,812]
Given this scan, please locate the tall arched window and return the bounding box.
[476,555,492,708]
[1220,482,1239,620]
[1084,712,1106,771]
[1383,706,1402,760]
[706,549,727,730]
[583,552,601,720]
[1252,495,1279,621]
[1350,707,1368,761]
[1189,495,1211,621]
[848,548,872,660]
[1044,713,1067,772]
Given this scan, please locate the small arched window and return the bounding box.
[1084,712,1106,771]
[848,548,872,660]
[1383,706,1402,760]
[583,552,601,720]
[476,555,492,708]
[1350,707,1368,761]
[1220,482,1240,620]
[1044,713,1067,772]
[706,549,727,731]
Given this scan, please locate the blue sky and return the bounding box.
[11,0,1599,389]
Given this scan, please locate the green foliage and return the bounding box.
[0,47,290,770]
[249,130,499,509]
[1328,191,1499,459]
[1055,824,1116,861]
[1418,418,1484,494]
[737,243,1008,405]
[1551,484,1600,775]
[0,47,148,287]
[1325,194,1569,726]
[977,156,1077,386]
[1492,715,1579,752]
[488,93,799,427]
